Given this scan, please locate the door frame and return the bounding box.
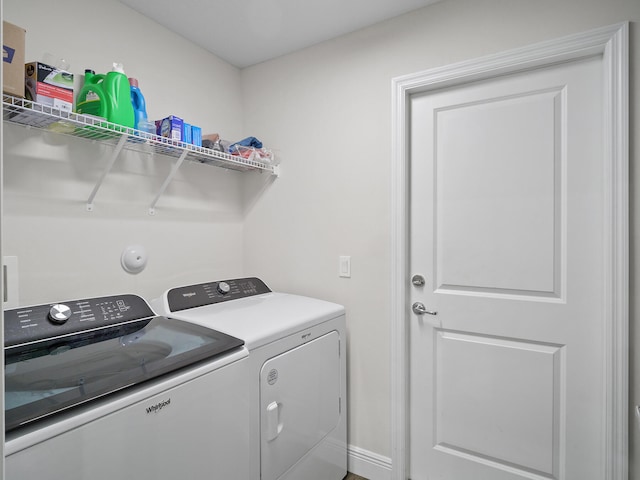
[390,23,629,480]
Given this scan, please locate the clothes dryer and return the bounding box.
[152,277,347,480]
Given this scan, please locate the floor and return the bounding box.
[344,474,368,480]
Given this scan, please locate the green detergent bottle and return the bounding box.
[103,63,135,128]
[75,69,107,119]
[76,64,135,129]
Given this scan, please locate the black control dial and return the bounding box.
[48,304,72,324]
[217,282,231,295]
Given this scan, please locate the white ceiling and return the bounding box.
[120,0,441,68]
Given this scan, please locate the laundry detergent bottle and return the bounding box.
[128,77,148,130]
[75,69,107,119]
[103,63,135,128]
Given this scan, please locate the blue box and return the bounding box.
[183,123,192,144]
[191,125,202,147]
[155,115,183,141]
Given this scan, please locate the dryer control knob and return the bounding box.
[48,304,72,324]
[217,282,231,295]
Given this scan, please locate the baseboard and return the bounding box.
[348,444,392,480]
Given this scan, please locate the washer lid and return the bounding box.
[4,316,244,432]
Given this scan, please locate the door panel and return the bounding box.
[409,56,604,480]
[434,332,562,476]
[435,89,561,297]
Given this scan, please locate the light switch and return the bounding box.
[339,256,351,278]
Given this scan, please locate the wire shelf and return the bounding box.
[2,94,277,174]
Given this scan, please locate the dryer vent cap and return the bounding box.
[121,244,148,274]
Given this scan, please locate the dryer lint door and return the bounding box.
[260,331,341,480]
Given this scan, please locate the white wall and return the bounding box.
[3,0,253,303]
[3,0,639,478]
[240,0,640,475]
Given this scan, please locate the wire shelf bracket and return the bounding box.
[149,149,188,216]
[86,134,128,212]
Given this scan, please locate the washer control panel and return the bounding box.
[4,294,155,347]
[167,277,271,312]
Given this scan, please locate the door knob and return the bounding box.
[412,302,437,316]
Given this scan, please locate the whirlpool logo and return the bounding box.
[146,398,171,414]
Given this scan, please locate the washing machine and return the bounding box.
[4,293,250,480]
[152,277,347,480]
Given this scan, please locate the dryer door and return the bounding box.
[260,331,341,480]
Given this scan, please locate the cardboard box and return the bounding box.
[25,62,74,111]
[156,115,183,141]
[202,133,219,144]
[3,21,26,97]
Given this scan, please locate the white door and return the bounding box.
[409,55,608,480]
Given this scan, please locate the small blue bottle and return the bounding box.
[128,77,148,130]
